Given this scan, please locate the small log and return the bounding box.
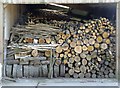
[60,54,64,58]
[92,74,96,78]
[82,45,88,51]
[85,73,91,78]
[46,37,51,44]
[105,39,110,44]
[74,67,80,73]
[65,73,70,78]
[58,39,64,44]
[82,59,87,65]
[79,73,84,78]
[102,32,109,38]
[109,72,115,78]
[55,59,61,66]
[97,36,102,43]
[74,56,80,62]
[63,59,68,65]
[56,46,62,53]
[88,46,94,51]
[70,42,76,48]
[101,43,108,50]
[68,68,74,75]
[68,62,73,68]
[69,58,74,64]
[75,62,81,67]
[68,53,72,57]
[31,49,38,57]
[80,65,86,73]
[94,43,100,48]
[62,43,69,51]
[74,46,82,53]
[39,38,45,44]
[45,50,51,57]
[33,39,38,44]
[86,55,92,61]
[89,38,95,45]
[80,52,86,59]
[73,73,79,78]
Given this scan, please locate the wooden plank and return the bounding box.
[6,65,12,77]
[16,65,23,78]
[42,65,48,77]
[60,64,65,77]
[13,64,17,78]
[54,65,59,78]
[23,65,29,77]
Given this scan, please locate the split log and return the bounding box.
[62,43,69,51]
[85,73,91,78]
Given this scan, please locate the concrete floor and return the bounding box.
[0,78,119,88]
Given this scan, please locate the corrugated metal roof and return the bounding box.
[0,0,119,4]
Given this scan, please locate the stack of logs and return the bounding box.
[6,8,116,78]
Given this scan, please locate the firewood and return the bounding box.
[62,43,69,51]
[80,65,86,73]
[68,68,74,75]
[73,73,79,78]
[45,50,51,57]
[101,43,108,50]
[89,38,95,45]
[69,58,74,64]
[56,46,62,53]
[88,46,94,51]
[74,56,80,62]
[85,73,91,78]
[97,36,102,43]
[79,73,84,78]
[31,49,38,57]
[82,59,87,65]
[70,42,76,48]
[58,39,64,44]
[102,32,109,38]
[46,37,51,44]
[74,46,82,53]
[74,67,80,73]
[60,64,65,77]
[75,62,81,67]
[39,38,45,44]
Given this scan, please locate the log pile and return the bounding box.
[6,7,116,78]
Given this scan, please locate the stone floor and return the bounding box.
[0,77,119,88]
